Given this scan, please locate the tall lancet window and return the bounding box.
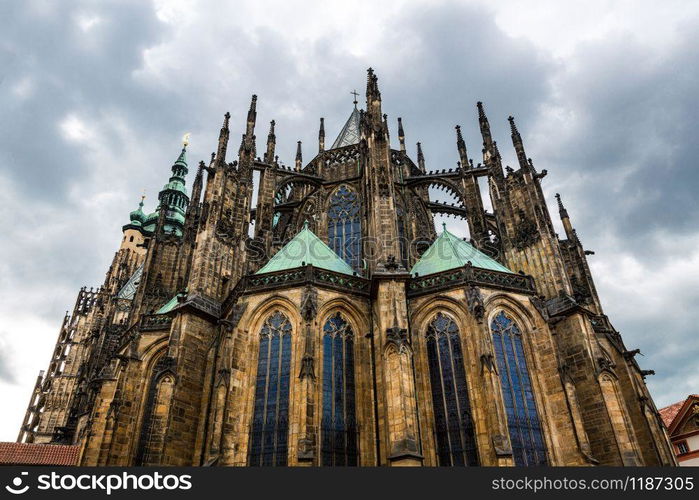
[426,313,479,466]
[491,311,547,466]
[327,185,361,272]
[248,311,292,466]
[136,355,175,466]
[321,313,358,466]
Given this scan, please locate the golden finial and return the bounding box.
[182,132,191,148]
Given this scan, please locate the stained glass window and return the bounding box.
[327,186,361,272]
[321,313,358,466]
[135,355,173,466]
[248,311,292,466]
[491,311,547,466]
[426,313,479,466]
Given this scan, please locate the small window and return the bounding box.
[677,441,689,454]
[129,236,134,242]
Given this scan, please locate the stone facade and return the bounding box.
[17,69,675,466]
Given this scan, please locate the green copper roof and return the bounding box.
[410,224,512,276]
[174,147,187,168]
[128,196,146,225]
[256,223,355,275]
[155,291,187,315]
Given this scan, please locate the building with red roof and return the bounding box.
[660,395,699,466]
[0,442,79,466]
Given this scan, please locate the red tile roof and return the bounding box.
[0,442,79,466]
[660,394,699,429]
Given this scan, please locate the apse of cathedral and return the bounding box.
[18,69,675,467]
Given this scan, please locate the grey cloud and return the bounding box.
[537,25,699,242]
[0,0,697,436]
[0,1,173,200]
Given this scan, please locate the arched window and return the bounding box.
[491,311,547,466]
[136,355,174,466]
[321,313,358,466]
[327,185,361,271]
[248,311,292,466]
[599,372,640,465]
[426,313,479,466]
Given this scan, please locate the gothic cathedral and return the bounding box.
[18,69,675,467]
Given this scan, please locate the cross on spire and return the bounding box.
[350,89,359,108]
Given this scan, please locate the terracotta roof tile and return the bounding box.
[659,394,699,428]
[0,442,79,466]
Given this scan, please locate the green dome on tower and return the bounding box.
[128,195,147,226]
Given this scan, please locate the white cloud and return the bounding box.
[75,12,101,32]
[59,114,94,142]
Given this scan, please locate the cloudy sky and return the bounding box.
[0,0,697,441]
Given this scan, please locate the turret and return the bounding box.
[216,112,230,163]
[234,95,258,181]
[477,101,504,181]
[121,194,148,252]
[508,116,529,171]
[295,141,303,171]
[365,68,384,135]
[264,120,276,164]
[556,193,575,240]
[246,95,257,141]
[453,124,489,249]
[318,118,325,153]
[416,142,426,172]
[455,125,468,167]
[125,195,146,229]
[397,117,406,153]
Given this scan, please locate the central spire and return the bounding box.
[330,105,361,149]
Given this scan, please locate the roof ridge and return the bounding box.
[442,228,470,267]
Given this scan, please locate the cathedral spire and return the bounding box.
[508,115,529,170]
[318,117,325,153]
[455,125,468,167]
[295,141,303,171]
[216,112,230,163]
[397,117,406,152]
[264,120,276,164]
[416,142,426,172]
